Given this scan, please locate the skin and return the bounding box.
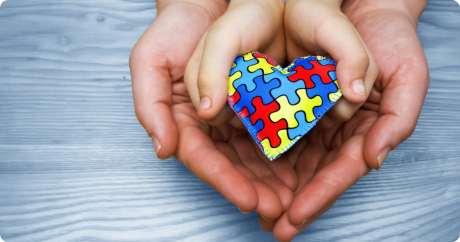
[130,0,429,241]
[264,1,429,241]
[130,0,296,220]
[184,0,286,128]
[185,0,378,129]
[284,0,378,126]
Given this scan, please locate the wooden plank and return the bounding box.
[0,0,459,241]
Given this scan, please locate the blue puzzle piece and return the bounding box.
[328,70,336,81]
[231,57,263,92]
[307,75,339,118]
[233,76,281,115]
[287,111,319,140]
[240,116,265,136]
[270,76,306,105]
[260,67,294,82]
[289,59,314,71]
[318,58,336,67]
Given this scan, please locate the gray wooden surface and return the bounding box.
[0,0,459,241]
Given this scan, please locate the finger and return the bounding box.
[250,134,300,191]
[130,2,215,159]
[272,200,335,242]
[130,45,177,159]
[273,212,296,242]
[293,138,327,193]
[216,138,287,218]
[232,137,291,216]
[316,112,338,129]
[285,136,308,168]
[364,56,429,170]
[288,134,372,227]
[188,2,285,124]
[316,18,378,121]
[285,1,378,116]
[184,32,240,128]
[195,24,238,121]
[250,178,284,220]
[314,15,377,105]
[176,126,258,212]
[259,215,277,232]
[232,162,284,218]
[228,114,245,129]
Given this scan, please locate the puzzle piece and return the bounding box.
[227,52,342,161]
[328,80,342,102]
[228,70,242,96]
[248,57,277,75]
[270,75,306,105]
[307,59,336,84]
[250,97,288,148]
[287,58,336,89]
[230,55,261,92]
[228,89,241,108]
[270,89,323,128]
[307,74,340,118]
[241,115,264,138]
[287,112,316,140]
[260,129,299,158]
[287,65,316,88]
[233,76,281,115]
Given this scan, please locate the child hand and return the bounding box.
[284,0,378,127]
[185,0,285,128]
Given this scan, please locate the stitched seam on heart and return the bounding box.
[228,52,341,161]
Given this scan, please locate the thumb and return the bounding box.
[195,26,240,121]
[184,27,241,125]
[364,60,429,170]
[315,16,377,105]
[186,1,285,123]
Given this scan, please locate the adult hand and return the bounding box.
[130,0,296,220]
[262,1,429,241]
[284,0,378,126]
[130,0,228,158]
[185,0,286,128]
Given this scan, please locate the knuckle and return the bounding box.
[134,106,155,138]
[402,121,417,141]
[134,105,146,123]
[353,52,370,71]
[197,72,214,88]
[129,49,140,69]
[206,24,229,41]
[335,109,354,122]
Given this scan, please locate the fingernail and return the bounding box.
[199,96,211,110]
[152,135,161,157]
[377,146,391,169]
[352,79,366,96]
[295,219,307,228]
[260,213,272,221]
[238,207,250,214]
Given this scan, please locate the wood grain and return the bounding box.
[0,0,459,241]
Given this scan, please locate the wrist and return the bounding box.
[156,0,229,16]
[289,0,344,8]
[229,0,284,11]
[342,0,427,25]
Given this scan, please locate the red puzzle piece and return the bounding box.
[250,97,288,148]
[287,60,336,88]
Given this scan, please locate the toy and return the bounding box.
[228,52,342,160]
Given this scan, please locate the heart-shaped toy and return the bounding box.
[228,52,342,160]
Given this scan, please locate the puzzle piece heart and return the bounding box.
[228,52,342,161]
